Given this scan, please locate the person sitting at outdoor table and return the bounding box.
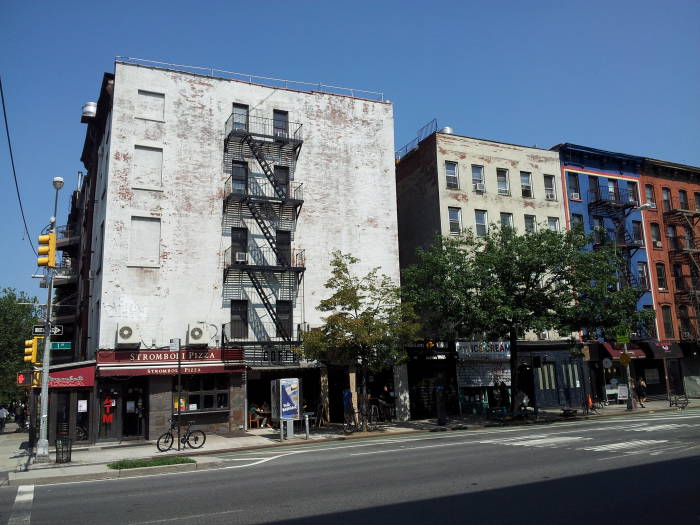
[249,404,268,428]
[378,386,394,421]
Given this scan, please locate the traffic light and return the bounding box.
[37,232,56,267]
[17,371,32,387]
[23,337,42,364]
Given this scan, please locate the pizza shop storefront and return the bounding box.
[96,349,245,442]
[47,362,96,445]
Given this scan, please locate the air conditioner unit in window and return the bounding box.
[187,322,211,348]
[234,252,248,264]
[545,192,556,200]
[570,192,580,200]
[473,183,485,193]
[628,195,638,204]
[646,201,657,209]
[654,241,663,248]
[497,188,510,196]
[116,323,142,349]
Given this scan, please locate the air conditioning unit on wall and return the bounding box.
[234,252,248,263]
[570,192,580,200]
[473,183,485,193]
[116,323,142,349]
[187,322,211,348]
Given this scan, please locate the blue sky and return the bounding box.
[1,0,699,296]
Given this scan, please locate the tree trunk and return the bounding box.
[360,361,368,432]
[509,325,519,413]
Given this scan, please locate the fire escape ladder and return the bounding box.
[244,197,281,262]
[245,269,291,344]
[243,135,287,200]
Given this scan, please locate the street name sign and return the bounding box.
[51,342,72,350]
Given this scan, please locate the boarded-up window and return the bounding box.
[129,217,161,266]
[133,146,163,188]
[138,90,165,121]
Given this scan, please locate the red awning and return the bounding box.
[644,342,684,359]
[601,343,646,359]
[49,365,95,388]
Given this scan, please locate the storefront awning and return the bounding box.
[97,348,245,376]
[601,343,646,359]
[639,342,684,359]
[49,365,95,388]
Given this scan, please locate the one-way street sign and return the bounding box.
[32,324,63,336]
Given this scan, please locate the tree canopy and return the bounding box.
[402,225,653,409]
[0,288,39,402]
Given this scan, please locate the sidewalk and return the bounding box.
[3,398,693,486]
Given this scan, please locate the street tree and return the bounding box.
[0,288,39,402]
[402,225,651,412]
[300,251,420,429]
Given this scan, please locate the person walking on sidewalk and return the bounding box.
[636,379,648,408]
[0,405,9,434]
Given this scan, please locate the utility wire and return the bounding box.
[1,74,37,256]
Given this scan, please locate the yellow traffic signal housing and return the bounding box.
[23,336,42,364]
[24,338,37,363]
[37,232,56,267]
[32,370,41,388]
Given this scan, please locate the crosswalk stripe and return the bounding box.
[8,484,34,525]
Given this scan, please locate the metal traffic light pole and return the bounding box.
[36,176,64,461]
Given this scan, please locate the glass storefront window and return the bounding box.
[173,374,229,412]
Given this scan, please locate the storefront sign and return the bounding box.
[456,341,511,361]
[97,348,244,376]
[48,365,95,388]
[617,385,629,400]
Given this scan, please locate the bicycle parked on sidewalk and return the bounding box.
[157,419,206,452]
[343,405,380,433]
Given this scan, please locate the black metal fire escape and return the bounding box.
[222,114,305,362]
[664,198,700,341]
[588,185,642,289]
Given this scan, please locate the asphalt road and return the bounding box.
[2,410,700,524]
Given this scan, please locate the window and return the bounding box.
[231,161,248,194]
[274,166,290,197]
[692,266,700,289]
[472,165,484,191]
[571,214,584,229]
[695,192,700,211]
[231,227,248,256]
[276,300,293,338]
[547,217,559,232]
[679,306,692,336]
[608,179,620,202]
[273,110,289,137]
[524,214,536,233]
[667,225,679,250]
[500,212,513,228]
[567,172,580,198]
[662,187,672,211]
[129,217,160,266]
[276,230,291,266]
[232,103,249,131]
[592,216,604,243]
[544,175,556,200]
[520,172,532,198]
[475,210,488,236]
[174,374,229,413]
[497,169,510,195]
[643,305,657,338]
[645,185,656,208]
[589,176,600,200]
[133,145,163,189]
[662,305,674,339]
[673,264,685,291]
[651,223,662,246]
[445,161,459,189]
[448,207,461,234]
[627,181,639,205]
[137,90,165,121]
[632,221,644,244]
[679,190,689,210]
[637,262,649,289]
[684,227,695,249]
[230,300,248,338]
[656,263,667,289]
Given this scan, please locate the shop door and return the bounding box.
[535,363,559,407]
[98,384,122,441]
[122,384,147,438]
[560,361,585,408]
[75,391,91,442]
[55,392,70,439]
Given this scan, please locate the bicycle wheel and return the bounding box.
[187,430,206,449]
[157,431,174,452]
[368,406,379,431]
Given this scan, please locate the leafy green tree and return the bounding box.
[403,225,651,411]
[0,288,39,402]
[300,251,420,429]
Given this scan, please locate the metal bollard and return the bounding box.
[280,420,284,442]
[304,414,309,440]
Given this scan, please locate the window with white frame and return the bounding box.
[445,161,459,189]
[497,168,509,195]
[448,207,462,234]
[547,217,559,232]
[472,165,484,192]
[520,172,533,198]
[544,175,556,200]
[567,172,581,198]
[475,210,488,236]
[524,214,536,233]
[500,212,513,228]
